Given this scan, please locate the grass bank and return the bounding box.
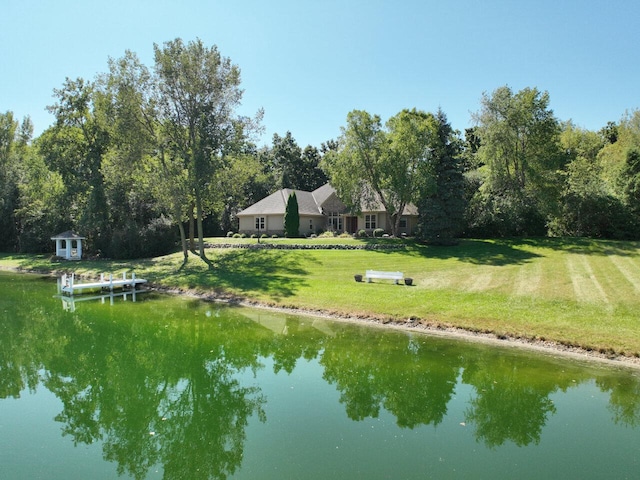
[3,236,640,358]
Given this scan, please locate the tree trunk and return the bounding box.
[158,148,188,262]
[188,201,196,252]
[390,202,406,237]
[177,219,188,263]
[194,187,211,266]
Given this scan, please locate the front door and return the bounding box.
[346,216,358,234]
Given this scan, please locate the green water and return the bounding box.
[1,272,639,479]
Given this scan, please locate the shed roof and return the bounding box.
[51,230,85,240]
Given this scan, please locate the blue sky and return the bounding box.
[1,0,638,148]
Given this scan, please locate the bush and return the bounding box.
[465,190,546,237]
[260,234,269,239]
[250,234,257,238]
[226,231,234,237]
[271,234,278,238]
[358,229,368,238]
[140,216,177,257]
[108,216,177,259]
[240,233,247,238]
[233,233,241,238]
[373,228,385,238]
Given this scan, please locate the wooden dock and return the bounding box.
[58,272,147,295]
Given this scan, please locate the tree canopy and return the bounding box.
[322,109,442,237]
[3,59,640,257]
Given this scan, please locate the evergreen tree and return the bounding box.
[417,110,466,245]
[284,192,299,237]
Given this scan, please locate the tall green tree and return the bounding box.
[0,111,20,250]
[153,38,246,264]
[549,121,628,238]
[101,50,185,259]
[321,110,386,214]
[215,153,272,233]
[14,145,67,252]
[265,133,328,192]
[299,145,328,191]
[474,86,562,192]
[622,148,640,228]
[469,86,564,236]
[284,191,300,237]
[43,77,112,251]
[417,110,466,245]
[323,109,438,237]
[270,132,302,190]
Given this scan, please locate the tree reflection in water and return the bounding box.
[1,272,640,479]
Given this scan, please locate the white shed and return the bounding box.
[51,231,85,260]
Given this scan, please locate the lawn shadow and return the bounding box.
[374,238,544,266]
[171,249,310,300]
[540,237,640,256]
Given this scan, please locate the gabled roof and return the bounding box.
[237,183,418,217]
[360,196,419,216]
[51,230,85,240]
[237,188,324,217]
[312,183,337,206]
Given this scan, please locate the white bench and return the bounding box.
[365,270,404,284]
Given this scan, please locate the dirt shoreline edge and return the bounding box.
[5,266,640,371]
[152,284,640,371]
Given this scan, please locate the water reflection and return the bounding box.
[54,288,148,311]
[1,272,640,479]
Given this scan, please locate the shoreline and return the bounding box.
[4,266,640,370]
[153,284,640,371]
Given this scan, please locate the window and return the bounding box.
[365,214,376,230]
[255,216,265,230]
[309,219,313,231]
[328,212,342,231]
[399,217,407,229]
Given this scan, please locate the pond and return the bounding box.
[1,271,639,479]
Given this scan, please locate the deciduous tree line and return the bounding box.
[1,38,639,259]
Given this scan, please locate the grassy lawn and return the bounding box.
[3,236,640,356]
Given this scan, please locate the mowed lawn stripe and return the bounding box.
[566,254,608,304]
[510,261,543,297]
[610,255,640,294]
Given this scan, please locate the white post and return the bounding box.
[109,274,113,291]
[77,239,82,259]
[66,240,72,260]
[70,273,74,294]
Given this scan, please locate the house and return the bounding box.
[236,188,325,236]
[51,231,85,260]
[236,184,418,236]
